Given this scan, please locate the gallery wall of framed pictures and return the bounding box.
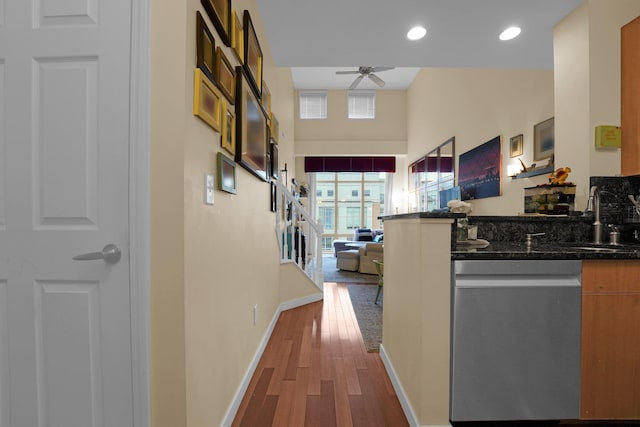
[194,2,278,199]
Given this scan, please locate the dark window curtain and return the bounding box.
[304,156,396,173]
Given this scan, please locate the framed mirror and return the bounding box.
[408,137,456,212]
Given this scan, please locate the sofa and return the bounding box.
[358,242,384,275]
[333,228,383,256]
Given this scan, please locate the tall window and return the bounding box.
[315,172,386,252]
[347,90,375,119]
[319,206,334,230]
[346,207,360,229]
[299,91,327,119]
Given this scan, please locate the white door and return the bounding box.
[0,0,134,426]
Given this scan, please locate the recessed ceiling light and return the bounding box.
[407,26,427,41]
[499,26,521,41]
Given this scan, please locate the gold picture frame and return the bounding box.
[200,0,231,46]
[220,99,236,155]
[269,112,279,145]
[231,9,244,64]
[510,134,523,158]
[193,68,222,132]
[196,11,216,82]
[215,46,236,104]
[243,10,263,97]
[261,81,271,116]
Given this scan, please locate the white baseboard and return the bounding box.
[220,292,324,426]
[379,344,452,427]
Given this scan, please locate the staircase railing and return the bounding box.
[274,177,324,290]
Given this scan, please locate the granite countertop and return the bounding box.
[380,212,465,221]
[452,240,640,260]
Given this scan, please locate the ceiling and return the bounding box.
[255,0,584,90]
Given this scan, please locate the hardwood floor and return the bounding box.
[232,282,409,427]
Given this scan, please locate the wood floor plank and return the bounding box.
[347,395,370,427]
[289,367,311,426]
[299,325,313,368]
[305,380,337,427]
[343,353,362,395]
[271,379,296,426]
[307,339,322,395]
[354,368,390,427]
[333,357,355,427]
[266,339,293,396]
[238,368,276,427]
[232,283,409,427]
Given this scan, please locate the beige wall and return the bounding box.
[150,0,306,426]
[555,0,640,208]
[150,0,188,425]
[382,218,453,425]
[402,68,555,216]
[294,90,408,156]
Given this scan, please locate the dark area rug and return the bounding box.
[347,284,383,352]
[322,256,378,284]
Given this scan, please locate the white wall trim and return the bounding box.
[220,292,323,427]
[379,344,453,427]
[129,0,151,425]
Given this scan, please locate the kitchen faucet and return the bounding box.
[586,185,603,244]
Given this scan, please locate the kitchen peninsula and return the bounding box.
[380,213,640,427]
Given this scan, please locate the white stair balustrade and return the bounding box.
[274,178,324,289]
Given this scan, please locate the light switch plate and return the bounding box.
[205,174,214,205]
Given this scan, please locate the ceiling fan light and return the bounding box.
[499,26,521,41]
[407,26,427,41]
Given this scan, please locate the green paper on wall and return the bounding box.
[595,125,621,148]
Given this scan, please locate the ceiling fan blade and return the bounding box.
[368,73,385,87]
[349,75,364,90]
[372,66,395,73]
[336,70,360,75]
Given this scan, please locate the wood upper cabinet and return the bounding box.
[581,260,640,419]
[621,16,640,176]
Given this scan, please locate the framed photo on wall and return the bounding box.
[270,182,277,212]
[243,10,263,97]
[220,99,235,155]
[269,112,279,144]
[217,152,237,194]
[510,134,523,158]
[215,47,236,104]
[534,117,554,161]
[193,68,222,132]
[235,66,269,181]
[196,11,216,82]
[458,135,502,201]
[200,0,231,46]
[270,141,278,179]
[231,9,244,64]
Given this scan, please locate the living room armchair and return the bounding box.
[358,243,383,275]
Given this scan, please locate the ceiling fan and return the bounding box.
[335,66,395,89]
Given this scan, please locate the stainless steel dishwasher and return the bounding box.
[450,260,581,422]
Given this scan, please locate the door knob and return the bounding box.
[73,244,121,264]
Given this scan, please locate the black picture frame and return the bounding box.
[217,152,237,194]
[200,0,231,46]
[235,66,269,182]
[196,11,216,83]
[242,10,263,98]
[270,141,279,179]
[270,182,277,212]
